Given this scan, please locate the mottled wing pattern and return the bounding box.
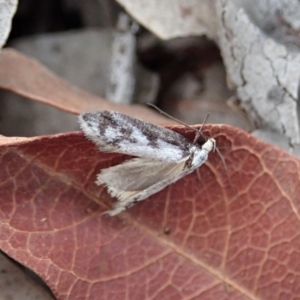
[79,111,192,163]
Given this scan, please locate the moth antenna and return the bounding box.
[216,145,232,186]
[148,103,209,144]
[215,147,228,172]
[193,114,210,144]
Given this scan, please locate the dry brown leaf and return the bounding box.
[0,48,168,124]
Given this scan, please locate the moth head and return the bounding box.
[202,138,216,152]
[204,138,228,174]
[205,138,217,151]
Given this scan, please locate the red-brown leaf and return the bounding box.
[1,124,300,300]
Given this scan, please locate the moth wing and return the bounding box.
[78,113,124,153]
[97,158,189,216]
[78,111,192,163]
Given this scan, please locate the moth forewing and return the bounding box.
[78,111,217,216]
[79,111,191,163]
[78,114,119,153]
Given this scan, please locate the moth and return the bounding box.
[78,109,219,216]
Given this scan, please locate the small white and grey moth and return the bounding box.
[78,110,217,216]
